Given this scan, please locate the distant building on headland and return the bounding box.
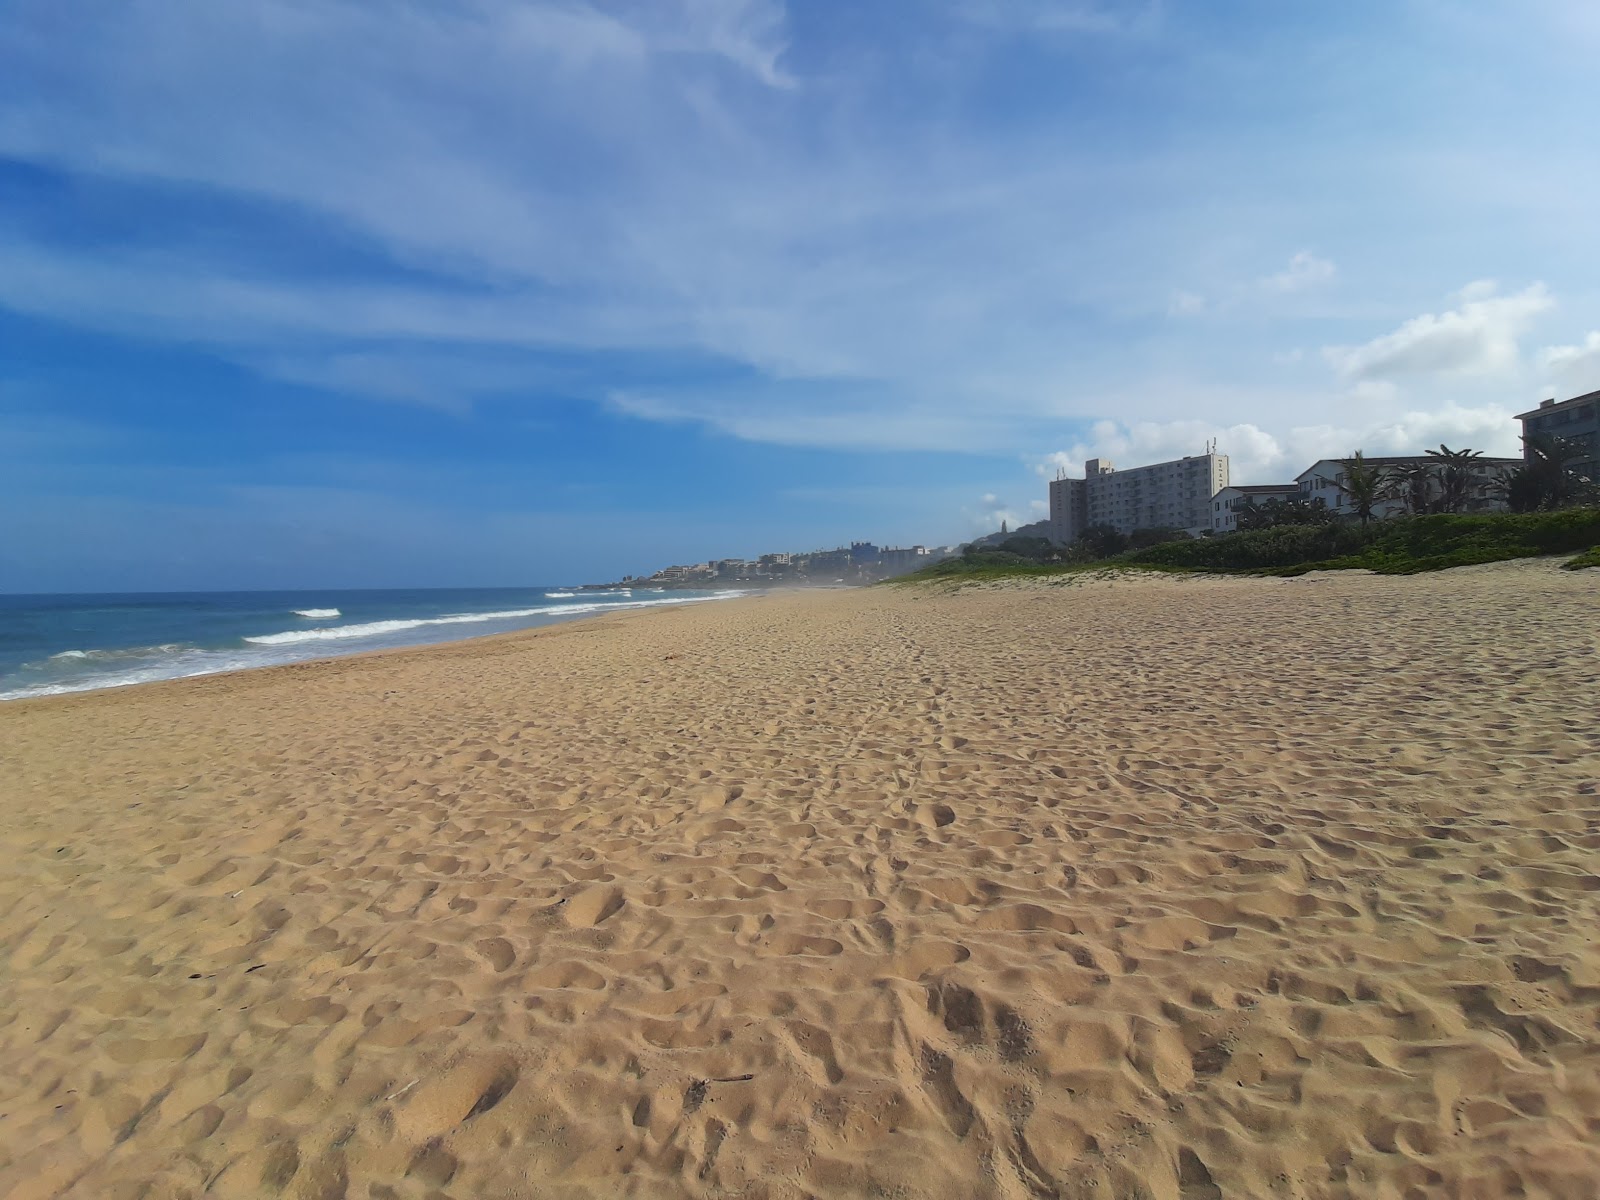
[616,542,952,591]
[1050,450,1229,543]
[1517,390,1600,485]
[1211,483,1302,533]
[1296,455,1521,520]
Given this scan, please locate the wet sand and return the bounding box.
[2,559,1598,1198]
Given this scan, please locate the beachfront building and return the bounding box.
[1516,390,1600,485]
[878,545,932,574]
[1211,483,1302,533]
[1296,455,1521,518]
[1049,451,1229,543]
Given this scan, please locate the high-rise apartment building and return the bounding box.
[1049,451,1229,543]
[1516,390,1600,487]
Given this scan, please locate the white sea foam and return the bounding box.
[2,592,743,702]
[49,644,184,662]
[3,645,255,701]
[544,591,577,598]
[243,593,737,648]
[293,607,341,618]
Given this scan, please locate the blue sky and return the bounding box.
[3,0,1598,590]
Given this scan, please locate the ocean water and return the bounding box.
[0,586,739,701]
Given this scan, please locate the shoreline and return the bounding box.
[3,559,1597,1197]
[0,586,769,706]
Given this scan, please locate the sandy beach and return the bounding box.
[2,560,1598,1199]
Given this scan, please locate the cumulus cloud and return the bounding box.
[1322,282,1554,380]
[1539,331,1600,396]
[1037,404,1521,486]
[1262,251,1336,292]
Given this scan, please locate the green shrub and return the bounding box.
[1123,509,1600,575]
[901,508,1600,583]
[1563,545,1600,571]
[1124,522,1369,570]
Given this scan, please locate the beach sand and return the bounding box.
[2,559,1598,1199]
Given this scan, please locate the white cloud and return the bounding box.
[1539,331,1600,396]
[965,489,1024,535]
[1037,404,1521,486]
[1322,281,1554,380]
[0,0,1592,471]
[1262,251,1336,293]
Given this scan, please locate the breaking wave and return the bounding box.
[243,594,736,647]
[3,591,742,702]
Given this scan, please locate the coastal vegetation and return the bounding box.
[907,507,1600,582]
[907,436,1600,583]
[1130,507,1600,574]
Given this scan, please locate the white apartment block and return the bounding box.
[1296,456,1521,519]
[1050,452,1229,543]
[1211,483,1302,533]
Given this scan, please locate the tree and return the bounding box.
[1383,461,1434,515]
[1078,524,1130,559]
[1502,465,1546,513]
[1516,433,1597,510]
[1128,527,1191,549]
[1424,444,1486,513]
[1237,495,1332,530]
[995,535,1058,562]
[1338,451,1386,527]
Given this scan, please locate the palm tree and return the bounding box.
[1383,461,1434,515]
[1501,464,1545,513]
[1425,444,1486,513]
[1520,433,1595,509]
[1338,451,1386,527]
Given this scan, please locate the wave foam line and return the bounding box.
[293,607,341,618]
[243,594,739,647]
[49,643,186,662]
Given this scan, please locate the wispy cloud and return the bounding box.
[0,0,1595,466]
[1262,251,1336,293]
[951,0,1160,36]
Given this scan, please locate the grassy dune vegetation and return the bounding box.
[908,508,1600,582]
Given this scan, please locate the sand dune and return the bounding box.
[3,559,1599,1198]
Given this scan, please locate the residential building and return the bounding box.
[850,542,881,565]
[1049,451,1229,542]
[803,548,852,576]
[1296,455,1521,518]
[1516,390,1600,485]
[1211,483,1302,533]
[878,545,931,575]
